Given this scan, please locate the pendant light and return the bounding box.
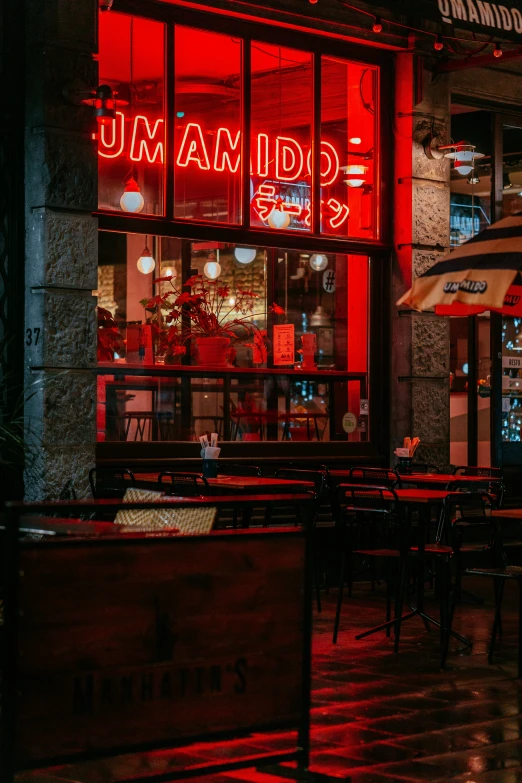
[204,251,221,280]
[268,200,291,229]
[309,253,328,271]
[137,236,155,274]
[120,175,144,213]
[234,247,257,264]
[342,165,368,188]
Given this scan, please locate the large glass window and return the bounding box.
[174,26,242,223]
[321,57,378,239]
[96,231,369,443]
[97,14,382,240]
[250,44,313,232]
[98,13,165,215]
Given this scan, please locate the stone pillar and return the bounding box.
[24,0,98,499]
[392,53,451,468]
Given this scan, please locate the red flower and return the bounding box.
[152,275,175,283]
[270,302,285,315]
[174,292,192,306]
[184,275,203,287]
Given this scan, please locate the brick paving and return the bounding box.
[20,576,522,783]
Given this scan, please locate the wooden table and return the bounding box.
[134,473,315,494]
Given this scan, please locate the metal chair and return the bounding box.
[349,466,402,489]
[333,484,410,651]
[448,472,505,508]
[453,466,503,478]
[158,472,210,496]
[441,491,504,605]
[89,468,136,499]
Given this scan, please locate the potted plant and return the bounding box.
[97,307,124,362]
[141,274,282,367]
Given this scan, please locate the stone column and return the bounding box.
[24,0,98,499]
[392,53,451,468]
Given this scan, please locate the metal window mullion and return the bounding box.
[241,38,251,230]
[165,23,175,220]
[312,52,322,236]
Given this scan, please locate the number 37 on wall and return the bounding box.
[26,328,41,346]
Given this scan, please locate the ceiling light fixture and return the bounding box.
[494,42,503,58]
[120,175,145,213]
[434,35,444,51]
[204,252,221,279]
[268,200,291,229]
[137,236,156,275]
[309,254,329,271]
[234,247,257,264]
[342,164,368,187]
[372,16,383,33]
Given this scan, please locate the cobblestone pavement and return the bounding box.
[20,576,522,783]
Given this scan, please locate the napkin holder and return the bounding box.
[394,448,412,474]
[201,446,220,479]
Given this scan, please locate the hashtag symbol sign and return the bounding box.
[323,270,336,292]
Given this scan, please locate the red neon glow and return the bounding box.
[130,115,164,164]
[213,128,241,173]
[276,137,304,182]
[97,113,345,187]
[252,183,349,230]
[98,110,125,158]
[176,122,210,170]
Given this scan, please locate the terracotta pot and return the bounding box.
[242,432,261,441]
[196,336,230,367]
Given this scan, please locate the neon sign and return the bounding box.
[97,112,357,229]
[97,112,344,186]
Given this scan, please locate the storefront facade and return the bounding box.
[3,0,521,498]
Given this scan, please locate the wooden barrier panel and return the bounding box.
[15,529,306,765]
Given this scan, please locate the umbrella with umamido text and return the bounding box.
[397,212,522,316]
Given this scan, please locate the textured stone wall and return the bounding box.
[24,0,97,499]
[392,54,451,468]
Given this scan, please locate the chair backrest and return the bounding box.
[349,467,401,488]
[453,465,503,478]
[337,483,399,510]
[337,484,408,554]
[89,468,136,499]
[289,462,330,477]
[219,463,262,477]
[441,491,505,566]
[158,472,210,496]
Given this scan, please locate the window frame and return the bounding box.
[96,0,393,253]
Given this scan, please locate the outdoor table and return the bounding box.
[493,509,522,520]
[133,473,315,494]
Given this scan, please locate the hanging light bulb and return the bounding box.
[372,16,383,33]
[342,165,368,187]
[268,200,291,229]
[204,252,221,280]
[162,264,177,279]
[349,137,362,145]
[234,247,257,264]
[120,176,144,213]
[494,42,503,58]
[434,35,444,51]
[137,237,155,274]
[309,254,329,272]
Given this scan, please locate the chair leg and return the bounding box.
[489,578,506,665]
[314,557,322,614]
[440,557,454,669]
[385,560,392,638]
[518,580,522,679]
[333,550,346,644]
[393,558,408,654]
